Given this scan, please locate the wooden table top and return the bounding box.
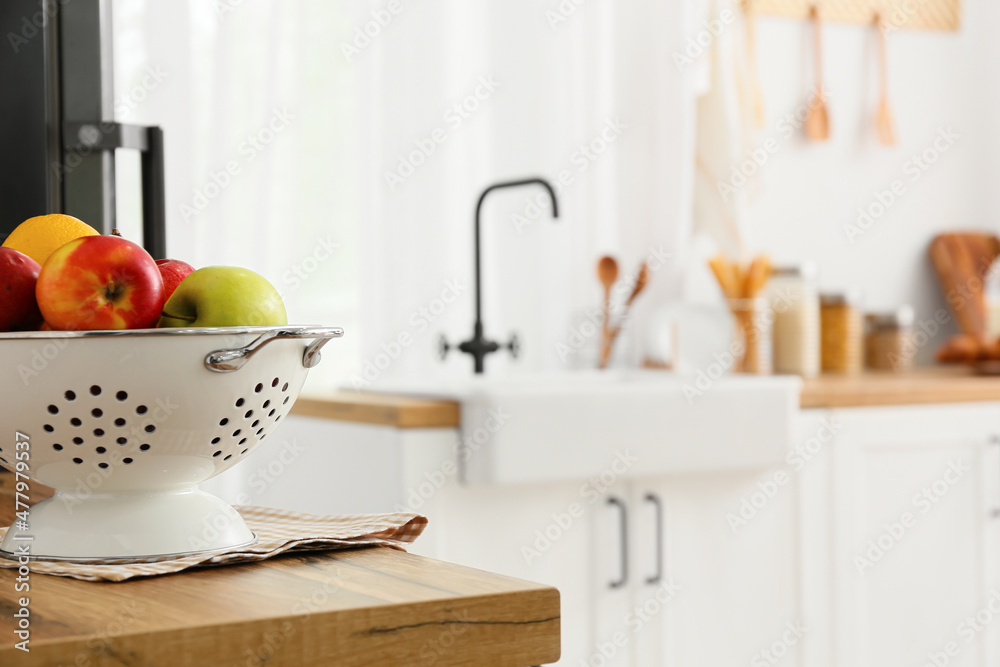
[0,474,560,666]
[292,368,1000,428]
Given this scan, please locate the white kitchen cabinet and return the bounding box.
[800,404,1000,667]
[425,474,801,667]
[560,472,801,667]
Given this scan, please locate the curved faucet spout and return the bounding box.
[461,177,560,374]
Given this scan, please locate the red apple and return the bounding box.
[0,247,44,331]
[155,259,195,302]
[36,236,165,330]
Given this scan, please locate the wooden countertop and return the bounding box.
[0,474,560,666]
[799,367,1000,409]
[292,392,460,429]
[293,368,1000,428]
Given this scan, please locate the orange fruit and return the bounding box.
[2,214,100,266]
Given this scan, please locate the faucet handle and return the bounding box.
[438,334,451,361]
[506,333,521,359]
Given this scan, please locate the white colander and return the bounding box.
[0,325,342,561]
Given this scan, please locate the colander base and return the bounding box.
[0,488,255,561]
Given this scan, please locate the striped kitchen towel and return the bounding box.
[0,505,427,582]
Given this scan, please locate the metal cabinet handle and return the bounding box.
[644,492,664,584]
[607,496,628,589]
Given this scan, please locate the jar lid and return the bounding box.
[772,261,817,279]
[865,305,915,330]
[820,291,861,307]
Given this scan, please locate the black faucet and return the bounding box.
[441,177,560,374]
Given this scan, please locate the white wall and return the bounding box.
[741,3,1000,359]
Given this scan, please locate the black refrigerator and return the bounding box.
[0,0,165,258]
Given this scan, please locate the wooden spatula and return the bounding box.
[805,5,830,141]
[874,14,897,146]
[744,0,765,128]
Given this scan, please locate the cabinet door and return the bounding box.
[830,405,1000,667]
[638,472,802,667]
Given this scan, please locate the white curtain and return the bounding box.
[114,0,361,391]
[112,0,695,389]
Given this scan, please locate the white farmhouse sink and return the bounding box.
[377,371,801,485]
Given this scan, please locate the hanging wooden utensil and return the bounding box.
[805,5,830,141]
[744,0,765,128]
[874,13,897,145]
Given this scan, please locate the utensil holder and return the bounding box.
[729,298,773,374]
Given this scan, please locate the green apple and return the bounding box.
[157,266,287,328]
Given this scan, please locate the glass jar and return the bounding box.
[986,260,1000,339]
[865,306,915,371]
[729,297,773,374]
[820,293,863,374]
[768,263,820,377]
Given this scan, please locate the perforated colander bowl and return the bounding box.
[0,325,342,561]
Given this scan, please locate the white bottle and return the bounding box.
[768,263,821,377]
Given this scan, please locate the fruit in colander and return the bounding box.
[0,247,44,332]
[158,266,287,328]
[156,258,195,302]
[36,235,165,330]
[1,213,99,265]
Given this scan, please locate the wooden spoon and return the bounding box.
[805,5,830,141]
[598,256,619,312]
[597,256,619,349]
[874,13,897,146]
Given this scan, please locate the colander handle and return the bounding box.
[205,327,345,373]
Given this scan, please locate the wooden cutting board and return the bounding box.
[928,232,1000,336]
